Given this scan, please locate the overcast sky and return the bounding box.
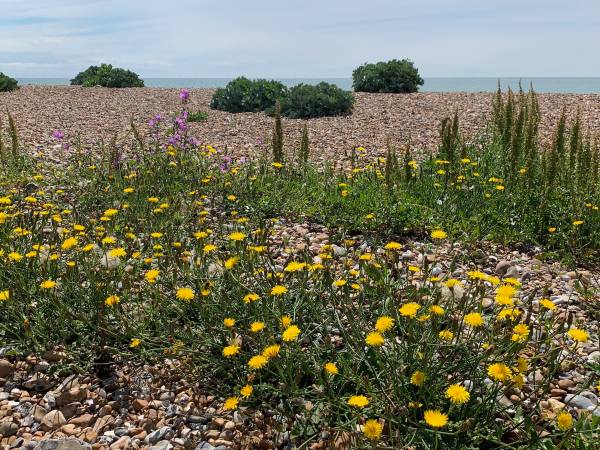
[1,0,599,78]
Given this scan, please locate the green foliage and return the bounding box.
[299,123,310,163]
[352,59,424,93]
[187,111,209,122]
[210,77,287,113]
[272,100,284,163]
[0,72,18,92]
[70,64,144,88]
[279,82,355,119]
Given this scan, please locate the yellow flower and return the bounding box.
[223,396,239,411]
[365,331,385,347]
[438,330,454,341]
[176,287,195,301]
[362,419,383,440]
[250,321,265,333]
[567,328,588,343]
[262,344,281,359]
[540,298,556,310]
[333,279,347,287]
[430,305,445,316]
[8,252,24,262]
[556,411,573,431]
[511,323,530,342]
[224,256,239,269]
[487,363,512,382]
[40,280,56,289]
[129,338,141,348]
[228,232,246,241]
[223,345,240,357]
[240,385,253,398]
[399,302,421,318]
[445,384,470,404]
[282,325,301,342]
[324,362,338,375]
[424,410,448,428]
[105,295,120,307]
[108,247,127,258]
[0,290,10,302]
[270,285,287,295]
[431,229,447,240]
[223,318,236,328]
[284,261,306,272]
[384,241,402,250]
[410,371,426,386]
[243,293,260,304]
[572,220,584,226]
[203,244,217,253]
[347,395,369,408]
[375,316,395,333]
[145,269,160,283]
[248,355,268,369]
[61,237,78,250]
[280,315,292,328]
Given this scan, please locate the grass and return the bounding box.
[0,89,598,449]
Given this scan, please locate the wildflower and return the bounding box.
[438,330,454,341]
[123,187,134,193]
[284,261,306,272]
[324,362,338,375]
[8,252,24,262]
[540,298,556,310]
[272,162,283,169]
[399,302,421,318]
[375,316,395,333]
[240,385,253,398]
[108,247,127,258]
[82,244,95,252]
[224,256,239,269]
[548,227,556,233]
[488,363,512,382]
[228,232,246,241]
[129,338,141,348]
[430,305,445,316]
[363,419,383,440]
[243,293,260,304]
[105,295,120,307]
[365,331,385,347]
[410,371,426,386]
[556,411,573,431]
[572,220,584,226]
[176,287,195,301]
[223,396,239,411]
[262,344,281,359]
[61,237,78,250]
[333,279,347,287]
[223,318,235,328]
[445,384,470,404]
[384,241,402,250]
[102,236,116,245]
[145,269,160,283]
[282,325,301,342]
[271,285,287,295]
[0,290,9,302]
[223,345,240,357]
[511,324,530,342]
[250,321,265,332]
[40,280,56,289]
[280,315,292,328]
[567,328,589,343]
[424,410,448,428]
[248,355,268,369]
[347,396,369,408]
[431,229,447,240]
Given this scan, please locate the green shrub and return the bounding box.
[352,59,424,93]
[279,82,355,119]
[210,77,287,113]
[187,111,209,122]
[0,72,18,92]
[70,64,144,88]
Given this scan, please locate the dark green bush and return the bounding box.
[352,59,423,93]
[0,73,18,92]
[210,77,287,113]
[279,82,355,119]
[70,64,144,88]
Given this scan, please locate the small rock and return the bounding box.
[0,421,18,437]
[34,438,92,450]
[146,426,173,444]
[41,410,67,431]
[0,360,14,378]
[495,260,512,276]
[149,440,173,450]
[564,394,600,415]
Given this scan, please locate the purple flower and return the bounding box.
[179,89,190,101]
[52,130,64,140]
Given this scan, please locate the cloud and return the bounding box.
[0,0,598,77]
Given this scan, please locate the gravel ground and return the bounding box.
[2,86,600,163]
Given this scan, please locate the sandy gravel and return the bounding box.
[1,86,600,162]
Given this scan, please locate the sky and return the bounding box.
[1,0,599,78]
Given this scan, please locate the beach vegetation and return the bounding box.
[210,76,287,113]
[353,59,424,93]
[70,64,144,88]
[0,72,18,92]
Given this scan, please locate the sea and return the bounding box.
[14,77,600,93]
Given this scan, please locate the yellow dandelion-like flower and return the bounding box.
[362,419,383,440]
[224,256,239,269]
[333,279,347,287]
[438,330,454,341]
[243,293,260,304]
[280,315,292,328]
[176,287,195,301]
[271,285,288,295]
[556,411,573,431]
[61,237,78,251]
[0,290,10,302]
[431,229,447,240]
[399,302,421,318]
[145,269,160,283]
[222,345,240,357]
[284,261,306,272]
[430,305,445,316]
[347,395,369,408]
[223,317,235,328]
[424,410,448,428]
[540,298,556,310]
[228,232,246,241]
[223,396,239,411]
[384,241,402,250]
[282,325,301,342]
[445,384,470,404]
[365,331,385,347]
[248,355,268,370]
[250,321,265,333]
[262,344,281,359]
[105,295,120,307]
[203,243,217,253]
[567,328,589,343]
[108,247,127,258]
[324,362,338,375]
[410,371,426,386]
[129,338,141,348]
[487,363,512,382]
[39,280,56,289]
[375,316,395,333]
[240,385,253,398]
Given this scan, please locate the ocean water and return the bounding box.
[15,77,600,93]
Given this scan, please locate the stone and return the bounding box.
[0,360,14,378]
[68,414,93,427]
[23,373,52,391]
[195,443,215,450]
[34,438,92,450]
[149,440,173,450]
[146,426,173,444]
[41,410,67,431]
[132,398,148,411]
[564,394,600,415]
[495,260,512,276]
[109,435,130,449]
[0,421,18,437]
[32,405,48,422]
[558,379,574,389]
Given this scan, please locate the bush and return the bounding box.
[279,82,355,119]
[210,77,287,113]
[187,111,209,122]
[353,59,424,93]
[70,64,144,88]
[0,72,18,92]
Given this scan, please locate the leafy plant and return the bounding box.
[187,111,209,122]
[353,59,424,93]
[210,77,287,113]
[278,82,355,119]
[0,72,18,92]
[70,64,144,88]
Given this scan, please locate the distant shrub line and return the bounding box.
[70,64,144,88]
[0,73,18,92]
